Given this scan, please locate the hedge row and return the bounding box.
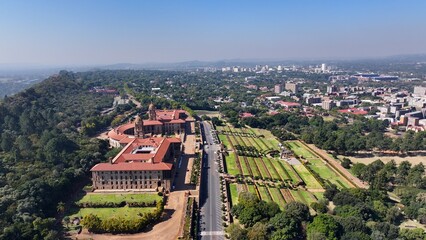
[76,200,158,208]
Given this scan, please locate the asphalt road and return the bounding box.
[199,121,224,240]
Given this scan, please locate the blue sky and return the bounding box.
[0,0,426,65]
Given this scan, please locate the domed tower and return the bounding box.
[134,115,144,138]
[148,103,157,120]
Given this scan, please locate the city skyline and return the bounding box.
[1,0,426,65]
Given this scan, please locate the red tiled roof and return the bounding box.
[143,120,163,125]
[91,137,180,172]
[112,138,164,163]
[156,109,187,120]
[169,119,186,124]
[91,162,173,171]
[276,101,301,107]
[240,112,255,118]
[338,108,368,115]
[114,123,134,135]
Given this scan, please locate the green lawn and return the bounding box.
[263,158,281,181]
[229,183,239,206]
[299,191,317,205]
[279,161,302,184]
[254,157,270,179]
[292,165,323,189]
[77,193,161,205]
[70,206,156,221]
[240,129,265,151]
[286,141,351,189]
[313,192,324,201]
[240,156,251,176]
[286,141,317,159]
[257,185,273,202]
[247,157,261,178]
[290,190,307,204]
[307,158,351,189]
[254,128,280,150]
[218,134,230,150]
[247,184,258,197]
[246,128,270,151]
[271,159,290,181]
[225,152,240,176]
[268,187,286,209]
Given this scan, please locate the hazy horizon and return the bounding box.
[1,0,426,65]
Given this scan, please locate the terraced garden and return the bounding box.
[218,124,357,211]
[285,141,353,188]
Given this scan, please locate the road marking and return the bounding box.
[200,231,225,236]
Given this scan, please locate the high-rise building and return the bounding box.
[274,84,283,94]
[285,82,299,93]
[321,63,327,72]
[327,85,338,94]
[322,100,336,110]
[413,86,426,96]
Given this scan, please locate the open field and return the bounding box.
[70,206,156,221]
[77,193,162,204]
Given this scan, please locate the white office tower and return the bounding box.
[321,63,327,72]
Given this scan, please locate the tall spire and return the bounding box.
[134,115,144,138]
[148,102,157,120]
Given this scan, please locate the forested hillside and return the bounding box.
[0,71,114,239]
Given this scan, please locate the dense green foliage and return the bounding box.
[230,184,426,240]
[0,71,119,239]
[229,192,308,240]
